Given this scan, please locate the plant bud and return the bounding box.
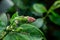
[27,16,36,22]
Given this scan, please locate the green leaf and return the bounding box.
[31,18,44,28]
[41,24,47,33]
[3,32,17,40]
[19,24,46,40]
[48,1,60,26]
[0,13,8,26]
[0,13,7,39]
[0,31,6,39]
[0,20,6,39]
[33,3,47,15]
[49,11,60,25]
[20,24,44,35]
[12,0,26,9]
[53,1,60,9]
[3,32,46,40]
[0,22,5,32]
[48,1,60,13]
[3,24,46,40]
[10,11,19,24]
[3,32,29,40]
[11,11,19,19]
[0,0,14,13]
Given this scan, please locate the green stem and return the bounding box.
[43,3,54,19]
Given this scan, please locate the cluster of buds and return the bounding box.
[13,16,36,25]
[6,16,36,32]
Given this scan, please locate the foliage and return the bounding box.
[0,0,60,40]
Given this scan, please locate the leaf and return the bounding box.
[0,13,7,39]
[0,31,6,39]
[10,11,19,24]
[0,13,8,26]
[3,32,46,40]
[49,11,60,25]
[3,32,17,40]
[11,11,19,19]
[53,1,60,9]
[48,1,60,25]
[0,19,6,39]
[48,1,60,13]
[32,3,47,16]
[20,24,44,35]
[0,0,14,13]
[0,22,6,32]
[3,24,46,40]
[41,24,47,33]
[3,32,30,40]
[12,0,26,9]
[31,18,44,28]
[19,24,46,40]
